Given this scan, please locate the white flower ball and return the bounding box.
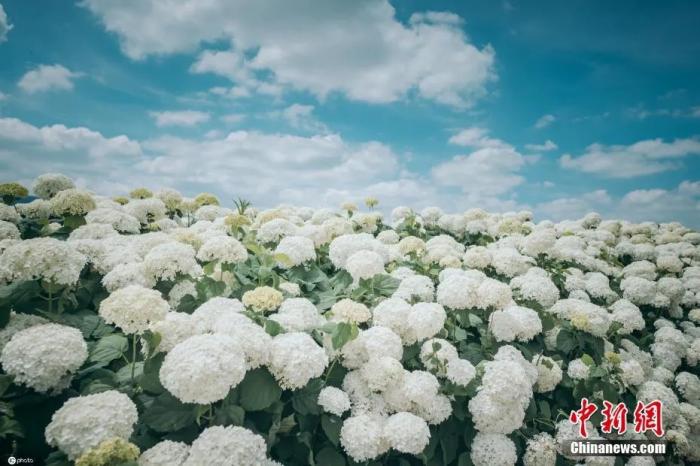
[213,318,271,369]
[359,356,404,392]
[148,312,198,353]
[471,433,517,466]
[446,358,476,387]
[383,412,430,455]
[138,440,189,466]
[523,433,557,466]
[345,249,385,282]
[99,285,169,334]
[269,298,325,332]
[318,386,351,416]
[490,306,542,342]
[274,235,316,267]
[407,302,447,342]
[45,390,138,459]
[196,236,248,264]
[532,355,562,393]
[329,298,371,324]
[0,323,87,393]
[143,241,203,281]
[160,334,247,404]
[340,414,388,462]
[184,426,268,466]
[268,332,328,390]
[567,358,590,380]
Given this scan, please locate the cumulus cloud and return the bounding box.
[268,104,328,133]
[18,64,81,94]
[0,3,12,43]
[534,114,555,129]
[433,127,526,197]
[525,140,558,151]
[150,110,211,127]
[0,117,141,158]
[560,137,700,178]
[536,183,700,227]
[82,0,495,107]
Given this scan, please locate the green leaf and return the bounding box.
[63,214,86,230]
[292,378,323,415]
[0,281,42,326]
[238,368,282,411]
[89,334,128,366]
[331,322,359,350]
[264,319,284,336]
[315,446,345,466]
[580,354,595,367]
[368,274,400,296]
[141,330,162,359]
[142,392,197,433]
[138,352,166,394]
[0,375,12,397]
[213,404,245,426]
[538,400,551,420]
[321,414,342,446]
[556,328,577,353]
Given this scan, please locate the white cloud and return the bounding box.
[448,127,509,148]
[82,0,495,107]
[0,117,141,159]
[220,113,245,124]
[0,91,6,101]
[536,190,611,220]
[560,137,700,178]
[525,140,558,151]
[434,128,526,197]
[536,183,700,227]
[534,114,555,129]
[268,104,328,133]
[150,110,210,127]
[0,3,12,43]
[18,64,81,94]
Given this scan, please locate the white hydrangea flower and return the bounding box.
[33,173,75,199]
[184,426,269,466]
[138,440,189,466]
[213,317,271,369]
[407,302,446,342]
[567,358,590,380]
[609,299,645,334]
[393,274,434,302]
[99,285,169,334]
[192,297,247,332]
[160,334,247,404]
[269,298,324,332]
[419,338,458,372]
[490,306,542,342]
[0,237,86,286]
[0,312,49,352]
[470,433,517,466]
[318,386,351,416]
[463,246,492,269]
[523,432,557,466]
[143,242,203,281]
[274,235,316,267]
[86,208,141,234]
[45,390,138,459]
[0,220,20,240]
[445,358,476,387]
[268,332,328,390]
[532,355,563,393]
[345,249,385,283]
[196,236,248,264]
[102,262,155,292]
[0,323,87,393]
[242,286,284,313]
[340,414,389,462]
[148,312,198,353]
[510,267,560,308]
[383,412,430,455]
[125,198,167,224]
[329,298,371,324]
[329,233,389,269]
[359,356,404,392]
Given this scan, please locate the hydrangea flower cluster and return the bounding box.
[1,174,699,465]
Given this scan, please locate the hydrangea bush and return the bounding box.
[0,174,699,465]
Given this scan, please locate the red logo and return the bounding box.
[569,399,664,438]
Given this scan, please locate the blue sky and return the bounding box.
[0,0,699,226]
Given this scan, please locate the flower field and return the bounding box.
[0,174,699,466]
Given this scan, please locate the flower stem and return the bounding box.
[131,334,138,386]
